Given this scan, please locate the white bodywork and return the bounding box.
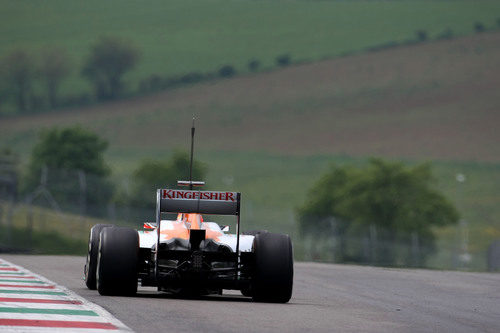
[138,219,254,252]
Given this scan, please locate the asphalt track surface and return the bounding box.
[1,255,499,333]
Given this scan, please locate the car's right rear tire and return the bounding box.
[240,230,267,297]
[251,232,294,303]
[97,227,139,296]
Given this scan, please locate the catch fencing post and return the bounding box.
[369,224,377,265]
[411,231,420,267]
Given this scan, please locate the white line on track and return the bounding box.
[0,258,133,332]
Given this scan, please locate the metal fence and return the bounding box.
[0,165,497,271]
[0,166,150,253]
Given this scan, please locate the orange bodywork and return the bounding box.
[159,213,223,242]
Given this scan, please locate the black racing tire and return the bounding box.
[84,224,114,290]
[240,230,267,297]
[97,227,139,296]
[242,230,268,236]
[240,287,252,297]
[251,232,294,303]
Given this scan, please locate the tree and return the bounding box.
[1,49,35,112]
[39,47,71,108]
[276,54,291,67]
[0,147,19,201]
[82,36,139,100]
[23,126,113,212]
[298,158,458,266]
[127,151,206,209]
[474,22,485,33]
[415,30,428,42]
[218,65,236,78]
[248,59,260,72]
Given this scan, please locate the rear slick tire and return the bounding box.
[252,232,294,303]
[97,227,139,296]
[240,230,267,297]
[84,224,113,290]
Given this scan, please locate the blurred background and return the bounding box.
[0,0,499,271]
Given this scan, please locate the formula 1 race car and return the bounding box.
[84,183,294,303]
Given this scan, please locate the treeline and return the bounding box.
[297,159,459,267]
[1,19,499,116]
[0,35,293,116]
[0,37,139,115]
[357,20,500,54]
[137,53,291,94]
[0,126,461,267]
[0,126,206,221]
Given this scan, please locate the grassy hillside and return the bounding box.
[0,0,499,97]
[0,202,98,254]
[1,31,498,270]
[196,152,500,271]
[2,31,499,162]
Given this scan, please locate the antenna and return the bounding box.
[189,117,195,190]
[177,118,204,188]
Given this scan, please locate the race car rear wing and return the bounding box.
[157,189,240,215]
[155,188,242,253]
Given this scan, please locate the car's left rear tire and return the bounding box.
[240,287,252,297]
[84,224,114,290]
[97,227,139,296]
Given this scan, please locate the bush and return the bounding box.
[474,22,485,33]
[248,59,260,72]
[276,54,291,67]
[415,30,428,42]
[218,65,236,78]
[297,158,459,266]
[126,151,207,209]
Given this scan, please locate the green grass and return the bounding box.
[0,224,87,255]
[106,149,500,270]
[0,202,123,255]
[3,27,499,162]
[1,0,499,97]
[2,150,498,270]
[1,0,499,267]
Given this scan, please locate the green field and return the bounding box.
[0,203,92,255]
[100,149,500,270]
[1,151,498,269]
[1,0,499,97]
[1,30,499,270]
[3,30,500,162]
[1,0,499,270]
